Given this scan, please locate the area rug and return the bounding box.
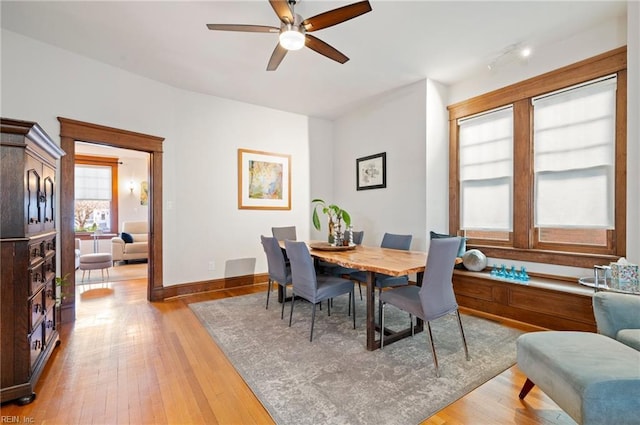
[190,292,524,425]
[75,262,147,284]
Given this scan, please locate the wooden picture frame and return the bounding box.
[357,152,386,190]
[238,148,291,210]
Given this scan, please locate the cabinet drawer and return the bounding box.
[29,325,44,369]
[44,307,56,345]
[44,279,56,312]
[29,265,45,295]
[43,256,55,284]
[28,241,43,267]
[29,287,45,332]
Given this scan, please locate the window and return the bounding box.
[458,106,513,243]
[448,47,626,268]
[532,76,616,250]
[74,155,119,233]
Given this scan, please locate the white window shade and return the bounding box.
[458,106,513,231]
[75,165,112,200]
[533,76,616,228]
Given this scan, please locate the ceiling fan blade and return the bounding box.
[303,1,372,32]
[206,24,279,33]
[305,34,349,64]
[267,43,288,71]
[269,0,294,24]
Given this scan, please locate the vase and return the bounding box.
[328,217,335,244]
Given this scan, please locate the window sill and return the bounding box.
[468,245,620,269]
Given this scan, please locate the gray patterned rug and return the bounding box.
[190,291,524,425]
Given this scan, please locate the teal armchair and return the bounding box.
[593,291,640,351]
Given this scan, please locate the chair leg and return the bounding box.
[377,287,383,328]
[519,378,535,400]
[327,299,331,316]
[410,314,414,336]
[358,282,363,300]
[348,293,351,316]
[456,310,471,361]
[351,289,356,329]
[280,285,286,320]
[266,278,272,309]
[289,292,296,327]
[426,322,440,378]
[310,303,317,342]
[380,302,386,348]
[81,270,86,282]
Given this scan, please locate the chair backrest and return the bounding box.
[284,240,317,301]
[272,226,297,241]
[381,233,412,250]
[351,230,364,245]
[260,235,290,284]
[419,237,462,321]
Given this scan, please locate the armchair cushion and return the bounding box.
[121,232,134,243]
[593,291,640,350]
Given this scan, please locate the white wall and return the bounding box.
[1,29,311,286]
[330,80,428,250]
[117,155,150,224]
[308,117,335,241]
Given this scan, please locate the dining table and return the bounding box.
[281,240,428,351]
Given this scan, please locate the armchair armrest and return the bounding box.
[593,291,640,339]
[111,237,125,261]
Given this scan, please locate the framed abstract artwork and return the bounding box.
[238,148,291,210]
[356,152,386,190]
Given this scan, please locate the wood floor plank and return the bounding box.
[0,275,576,424]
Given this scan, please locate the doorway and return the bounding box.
[58,117,164,323]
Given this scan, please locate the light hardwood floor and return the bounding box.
[0,277,575,424]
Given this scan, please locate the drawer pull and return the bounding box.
[46,320,54,329]
[33,303,42,314]
[32,340,41,350]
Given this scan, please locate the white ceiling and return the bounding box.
[1,0,627,120]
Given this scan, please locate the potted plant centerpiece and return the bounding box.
[311,198,352,245]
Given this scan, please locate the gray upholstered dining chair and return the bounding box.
[260,235,292,319]
[285,240,356,342]
[271,226,297,265]
[349,232,412,319]
[271,226,297,241]
[380,237,470,377]
[319,230,366,297]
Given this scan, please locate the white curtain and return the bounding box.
[458,106,513,231]
[75,165,112,200]
[532,76,616,228]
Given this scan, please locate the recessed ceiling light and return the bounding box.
[521,47,532,58]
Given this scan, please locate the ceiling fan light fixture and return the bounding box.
[279,27,305,50]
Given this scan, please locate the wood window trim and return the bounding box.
[447,46,627,269]
[74,154,119,234]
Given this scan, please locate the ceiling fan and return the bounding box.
[206,0,372,71]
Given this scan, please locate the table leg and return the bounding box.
[365,271,379,351]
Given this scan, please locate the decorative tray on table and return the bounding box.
[309,242,357,251]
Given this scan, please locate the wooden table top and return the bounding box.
[282,240,427,277]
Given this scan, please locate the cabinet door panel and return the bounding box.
[25,154,43,234]
[42,164,55,231]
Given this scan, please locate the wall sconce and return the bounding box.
[128,181,135,194]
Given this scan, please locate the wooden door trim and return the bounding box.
[58,117,165,323]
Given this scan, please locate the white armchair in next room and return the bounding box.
[111,221,149,265]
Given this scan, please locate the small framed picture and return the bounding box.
[356,152,386,190]
[238,148,291,210]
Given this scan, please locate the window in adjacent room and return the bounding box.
[74,155,119,233]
